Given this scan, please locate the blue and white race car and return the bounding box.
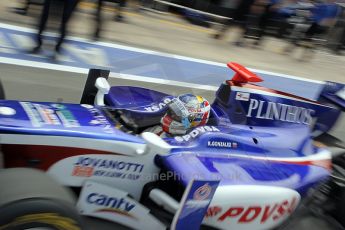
[0,62,344,230]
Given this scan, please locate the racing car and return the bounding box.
[0,62,344,230]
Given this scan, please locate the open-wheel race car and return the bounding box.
[0,62,344,230]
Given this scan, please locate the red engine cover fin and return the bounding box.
[227,62,263,83]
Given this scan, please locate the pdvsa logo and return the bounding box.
[87,193,136,218]
[174,126,220,142]
[206,196,299,224]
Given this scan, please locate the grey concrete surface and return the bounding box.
[0,0,344,83]
[0,63,215,103]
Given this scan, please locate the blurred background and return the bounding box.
[1,0,344,81]
[0,0,344,108]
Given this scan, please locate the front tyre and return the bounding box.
[0,168,84,230]
[0,198,83,230]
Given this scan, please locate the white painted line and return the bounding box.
[153,0,231,20]
[247,68,324,84]
[0,57,218,91]
[0,57,89,74]
[0,22,324,85]
[109,72,219,91]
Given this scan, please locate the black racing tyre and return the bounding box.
[0,168,76,206]
[0,198,83,230]
[0,168,84,230]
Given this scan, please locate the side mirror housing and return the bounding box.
[94,77,110,106]
[139,132,171,155]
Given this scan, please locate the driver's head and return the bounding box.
[161,94,211,135]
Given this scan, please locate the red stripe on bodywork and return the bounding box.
[2,144,122,170]
[269,159,332,171]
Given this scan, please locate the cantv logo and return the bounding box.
[87,193,136,218]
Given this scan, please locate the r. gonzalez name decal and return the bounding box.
[246,99,315,125]
[207,141,237,148]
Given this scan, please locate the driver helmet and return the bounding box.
[161,94,211,135]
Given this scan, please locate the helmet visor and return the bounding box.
[167,99,192,128]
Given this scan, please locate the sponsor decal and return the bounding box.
[77,181,165,229]
[20,102,43,127]
[206,206,222,217]
[246,99,315,125]
[20,102,81,128]
[87,192,136,219]
[194,183,212,200]
[172,180,220,230]
[207,140,238,148]
[175,126,220,142]
[236,92,250,101]
[51,104,80,127]
[144,98,172,112]
[20,102,61,127]
[84,106,114,134]
[34,104,61,126]
[205,196,298,224]
[72,156,144,180]
[188,108,202,113]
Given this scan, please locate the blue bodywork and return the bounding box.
[102,80,336,196]
[0,70,340,198]
[0,100,143,143]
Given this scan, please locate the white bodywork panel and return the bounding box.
[48,153,159,200]
[203,185,301,230]
[77,181,165,230]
